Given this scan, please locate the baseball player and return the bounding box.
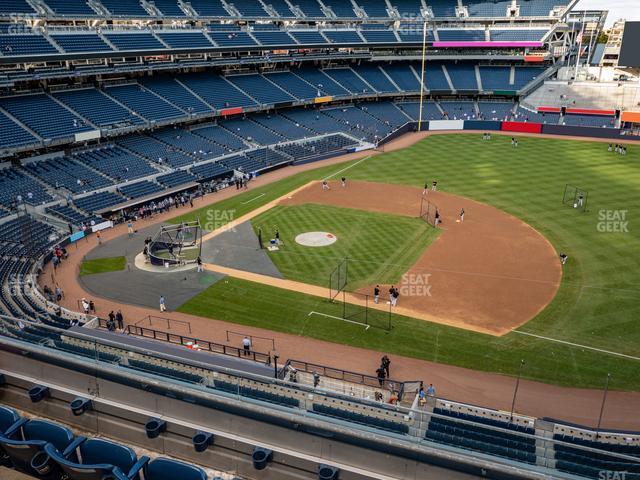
[434,209,441,227]
[322,180,330,190]
[431,180,437,192]
[341,176,346,187]
[423,181,429,195]
[459,208,465,223]
[374,285,380,304]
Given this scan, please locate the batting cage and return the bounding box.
[148,220,203,267]
[328,257,348,300]
[419,197,438,227]
[562,184,589,212]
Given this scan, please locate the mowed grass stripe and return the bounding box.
[251,203,438,289]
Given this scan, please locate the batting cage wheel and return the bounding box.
[148,220,203,267]
[562,184,589,212]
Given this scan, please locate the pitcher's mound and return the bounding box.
[295,231,337,247]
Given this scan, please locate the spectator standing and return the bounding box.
[242,336,251,355]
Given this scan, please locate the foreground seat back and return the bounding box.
[0,419,74,474]
[0,406,21,435]
[145,457,207,480]
[46,437,145,480]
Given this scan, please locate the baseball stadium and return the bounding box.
[0,1,639,479]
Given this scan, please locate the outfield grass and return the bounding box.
[250,204,438,289]
[178,277,638,390]
[174,134,640,389]
[80,256,126,276]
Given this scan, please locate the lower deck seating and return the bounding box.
[313,403,408,434]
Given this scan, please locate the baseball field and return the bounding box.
[174,133,640,390]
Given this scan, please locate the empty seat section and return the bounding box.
[0,0,36,14]
[425,0,457,16]
[512,67,545,89]
[479,66,511,90]
[118,135,194,167]
[268,0,296,16]
[563,114,615,128]
[157,32,213,48]
[118,180,165,199]
[477,101,513,120]
[105,84,184,121]
[220,118,282,145]
[438,29,485,41]
[0,34,57,55]
[491,29,546,41]
[180,73,257,109]
[152,128,225,160]
[322,0,356,17]
[25,157,112,193]
[226,74,295,104]
[156,170,197,188]
[381,64,420,91]
[360,101,411,126]
[0,94,92,140]
[0,169,53,207]
[75,145,158,181]
[99,0,150,16]
[190,161,233,180]
[440,101,477,119]
[54,88,144,128]
[142,78,212,114]
[208,30,258,46]
[152,0,187,16]
[465,0,512,17]
[73,191,126,213]
[292,68,353,96]
[192,125,247,151]
[0,111,37,149]
[233,0,269,16]
[250,113,311,140]
[290,30,327,44]
[264,71,319,100]
[393,0,424,17]
[323,68,374,94]
[518,0,569,16]
[43,0,97,15]
[397,101,443,120]
[313,403,409,434]
[360,29,398,43]
[323,30,364,44]
[360,0,390,17]
[423,63,450,90]
[446,64,479,90]
[189,0,230,16]
[51,33,111,52]
[104,33,165,50]
[352,65,398,92]
[294,0,326,17]
[252,30,296,45]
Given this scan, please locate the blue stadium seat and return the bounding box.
[322,68,373,94]
[152,0,187,16]
[294,0,326,17]
[45,437,149,480]
[323,30,364,44]
[43,0,98,15]
[491,29,546,41]
[0,406,23,436]
[0,0,37,15]
[144,457,206,480]
[74,145,158,181]
[465,0,512,17]
[479,66,512,91]
[0,111,38,150]
[264,71,319,101]
[180,73,257,109]
[252,30,296,46]
[54,88,144,128]
[25,156,113,193]
[446,63,479,91]
[142,78,212,115]
[0,94,92,140]
[118,180,165,199]
[156,170,198,188]
[208,31,258,47]
[380,64,420,92]
[189,0,230,16]
[267,0,296,16]
[118,135,195,168]
[156,32,213,48]
[393,0,424,17]
[360,0,390,18]
[0,34,58,56]
[226,74,295,105]
[104,33,165,51]
[290,30,328,44]
[351,65,399,92]
[105,84,184,121]
[438,29,485,41]
[360,29,398,43]
[51,34,112,53]
[233,0,269,17]
[99,0,150,16]
[322,0,356,17]
[0,419,77,476]
[73,191,126,213]
[192,125,248,151]
[425,0,457,17]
